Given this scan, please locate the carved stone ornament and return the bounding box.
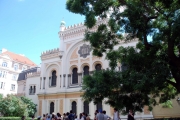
[78,44,91,58]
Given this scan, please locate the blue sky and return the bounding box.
[0,0,85,65]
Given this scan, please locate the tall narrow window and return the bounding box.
[30,86,32,93]
[34,86,36,93]
[72,68,78,84]
[95,64,102,71]
[83,66,89,76]
[72,101,77,114]
[51,70,57,86]
[0,82,3,89]
[0,71,2,77]
[50,102,54,114]
[11,84,15,91]
[14,64,19,71]
[84,101,89,114]
[2,71,7,78]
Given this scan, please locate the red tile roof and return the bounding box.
[1,51,37,67]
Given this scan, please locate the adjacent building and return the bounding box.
[0,48,36,97]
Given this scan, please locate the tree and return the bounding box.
[0,95,28,117]
[0,95,37,117]
[66,0,180,112]
[20,96,37,117]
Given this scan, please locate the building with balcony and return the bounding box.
[18,19,180,119]
[0,49,37,97]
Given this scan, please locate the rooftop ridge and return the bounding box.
[27,71,40,78]
[41,48,59,56]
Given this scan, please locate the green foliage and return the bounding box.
[67,0,180,112]
[0,117,37,120]
[161,100,173,108]
[0,95,36,117]
[0,95,28,117]
[20,97,37,117]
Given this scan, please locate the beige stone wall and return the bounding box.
[152,97,180,118]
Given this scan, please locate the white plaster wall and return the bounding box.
[26,76,40,116]
[17,80,26,95]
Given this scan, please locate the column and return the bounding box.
[63,74,66,87]
[43,77,46,89]
[46,100,49,114]
[49,77,51,87]
[40,77,42,89]
[68,74,71,87]
[78,73,82,86]
[60,75,61,88]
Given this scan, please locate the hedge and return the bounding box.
[0,117,37,120]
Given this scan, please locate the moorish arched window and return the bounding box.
[95,64,102,71]
[83,66,89,76]
[50,102,54,114]
[72,101,77,114]
[51,70,57,86]
[72,68,78,84]
[84,101,89,114]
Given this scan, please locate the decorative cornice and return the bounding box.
[41,48,64,60]
[59,18,108,40]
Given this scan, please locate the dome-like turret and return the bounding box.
[60,20,66,31]
[60,20,66,26]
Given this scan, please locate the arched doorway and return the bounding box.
[72,101,77,114]
[50,102,54,114]
[84,101,89,114]
[96,101,102,112]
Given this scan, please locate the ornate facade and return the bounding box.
[18,19,180,119]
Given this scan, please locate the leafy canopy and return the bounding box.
[0,95,37,117]
[66,0,180,112]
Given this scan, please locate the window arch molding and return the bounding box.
[92,61,103,71]
[46,63,60,76]
[80,63,90,73]
[69,65,79,74]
